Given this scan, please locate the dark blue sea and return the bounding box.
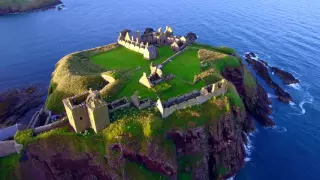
[1,0,320,179]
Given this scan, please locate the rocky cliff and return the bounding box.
[7,106,250,180]
[0,0,62,15]
[221,62,274,126]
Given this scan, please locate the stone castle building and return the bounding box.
[63,90,110,133]
[117,26,197,60]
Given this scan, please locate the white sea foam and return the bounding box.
[227,176,235,180]
[274,125,287,133]
[289,101,295,106]
[297,87,314,115]
[268,93,276,98]
[299,101,307,114]
[243,130,258,163]
[289,83,301,90]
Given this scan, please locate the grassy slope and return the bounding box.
[0,153,21,180]
[45,44,120,113]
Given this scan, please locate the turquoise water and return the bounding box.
[1,0,320,179]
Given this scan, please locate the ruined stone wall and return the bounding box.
[118,39,146,55]
[33,117,68,135]
[0,140,22,158]
[158,80,228,118]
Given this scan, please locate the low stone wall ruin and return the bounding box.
[108,97,131,113]
[0,140,23,158]
[157,79,228,118]
[33,117,68,135]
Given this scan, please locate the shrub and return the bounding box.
[14,129,33,146]
[151,82,172,94]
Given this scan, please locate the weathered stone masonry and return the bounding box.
[157,79,228,118]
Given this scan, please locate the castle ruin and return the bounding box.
[117,26,197,60]
[63,90,110,133]
[156,79,228,118]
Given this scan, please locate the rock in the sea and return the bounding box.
[0,85,45,128]
[245,53,293,103]
[270,67,300,85]
[221,66,275,126]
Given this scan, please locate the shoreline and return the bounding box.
[0,1,62,16]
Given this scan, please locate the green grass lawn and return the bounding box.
[91,46,207,100]
[163,49,201,82]
[160,78,205,100]
[91,46,174,99]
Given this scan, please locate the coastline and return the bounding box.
[0,0,62,16]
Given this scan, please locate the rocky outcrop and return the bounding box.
[0,0,62,15]
[245,53,292,103]
[108,139,177,178]
[221,65,274,126]
[167,107,249,179]
[0,85,46,128]
[18,136,118,180]
[270,67,300,85]
[246,53,299,85]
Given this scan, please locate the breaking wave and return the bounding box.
[298,87,313,115]
[268,93,277,98]
[264,125,287,133]
[243,130,258,163]
[289,83,302,90]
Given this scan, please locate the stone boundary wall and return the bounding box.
[0,140,23,158]
[157,80,228,118]
[160,50,184,66]
[33,117,68,135]
[0,124,24,141]
[160,45,191,67]
[0,117,68,158]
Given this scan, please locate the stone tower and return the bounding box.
[63,90,110,133]
[63,92,91,133]
[86,90,110,133]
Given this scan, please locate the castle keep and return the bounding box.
[63,90,110,133]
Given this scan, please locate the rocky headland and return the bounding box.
[0,85,46,128]
[0,0,62,15]
[245,52,293,103]
[0,42,281,179]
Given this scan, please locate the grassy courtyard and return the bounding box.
[162,48,201,82]
[91,45,206,100]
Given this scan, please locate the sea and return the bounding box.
[1,0,320,179]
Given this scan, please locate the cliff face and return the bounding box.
[0,0,62,15]
[16,136,116,180]
[167,106,249,180]
[14,106,249,180]
[221,64,274,126]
